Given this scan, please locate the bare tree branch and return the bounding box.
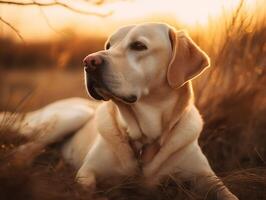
[38,6,65,36]
[0,16,24,42]
[0,0,112,17]
[0,0,113,41]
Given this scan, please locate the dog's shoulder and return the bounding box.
[179,104,204,137]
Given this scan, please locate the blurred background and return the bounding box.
[0,0,266,199]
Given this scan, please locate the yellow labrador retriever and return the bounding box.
[0,23,238,200]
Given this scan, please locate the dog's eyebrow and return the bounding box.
[108,25,136,44]
[107,37,118,46]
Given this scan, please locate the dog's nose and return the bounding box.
[83,54,103,73]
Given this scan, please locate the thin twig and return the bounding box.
[0,0,112,17]
[0,16,24,41]
[38,6,65,36]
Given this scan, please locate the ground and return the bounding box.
[0,68,265,200]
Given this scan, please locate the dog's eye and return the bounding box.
[130,41,147,51]
[106,42,111,50]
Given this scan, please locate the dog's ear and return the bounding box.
[167,27,210,88]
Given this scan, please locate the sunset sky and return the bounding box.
[0,0,261,41]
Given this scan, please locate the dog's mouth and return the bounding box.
[87,80,110,101]
[86,78,137,104]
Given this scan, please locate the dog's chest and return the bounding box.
[128,106,163,142]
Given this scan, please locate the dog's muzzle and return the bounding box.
[83,54,137,104]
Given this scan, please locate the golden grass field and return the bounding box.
[0,3,266,200]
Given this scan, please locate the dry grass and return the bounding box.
[0,2,266,199]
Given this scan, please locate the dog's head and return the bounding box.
[83,23,210,104]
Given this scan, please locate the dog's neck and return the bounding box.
[114,82,193,145]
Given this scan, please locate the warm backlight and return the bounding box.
[0,0,258,40]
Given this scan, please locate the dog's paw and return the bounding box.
[142,163,157,178]
[120,159,139,175]
[76,170,96,190]
[141,177,159,189]
[217,190,239,200]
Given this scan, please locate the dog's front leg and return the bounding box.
[178,144,239,200]
[142,106,202,178]
[75,134,137,189]
[146,141,238,200]
[95,102,138,173]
